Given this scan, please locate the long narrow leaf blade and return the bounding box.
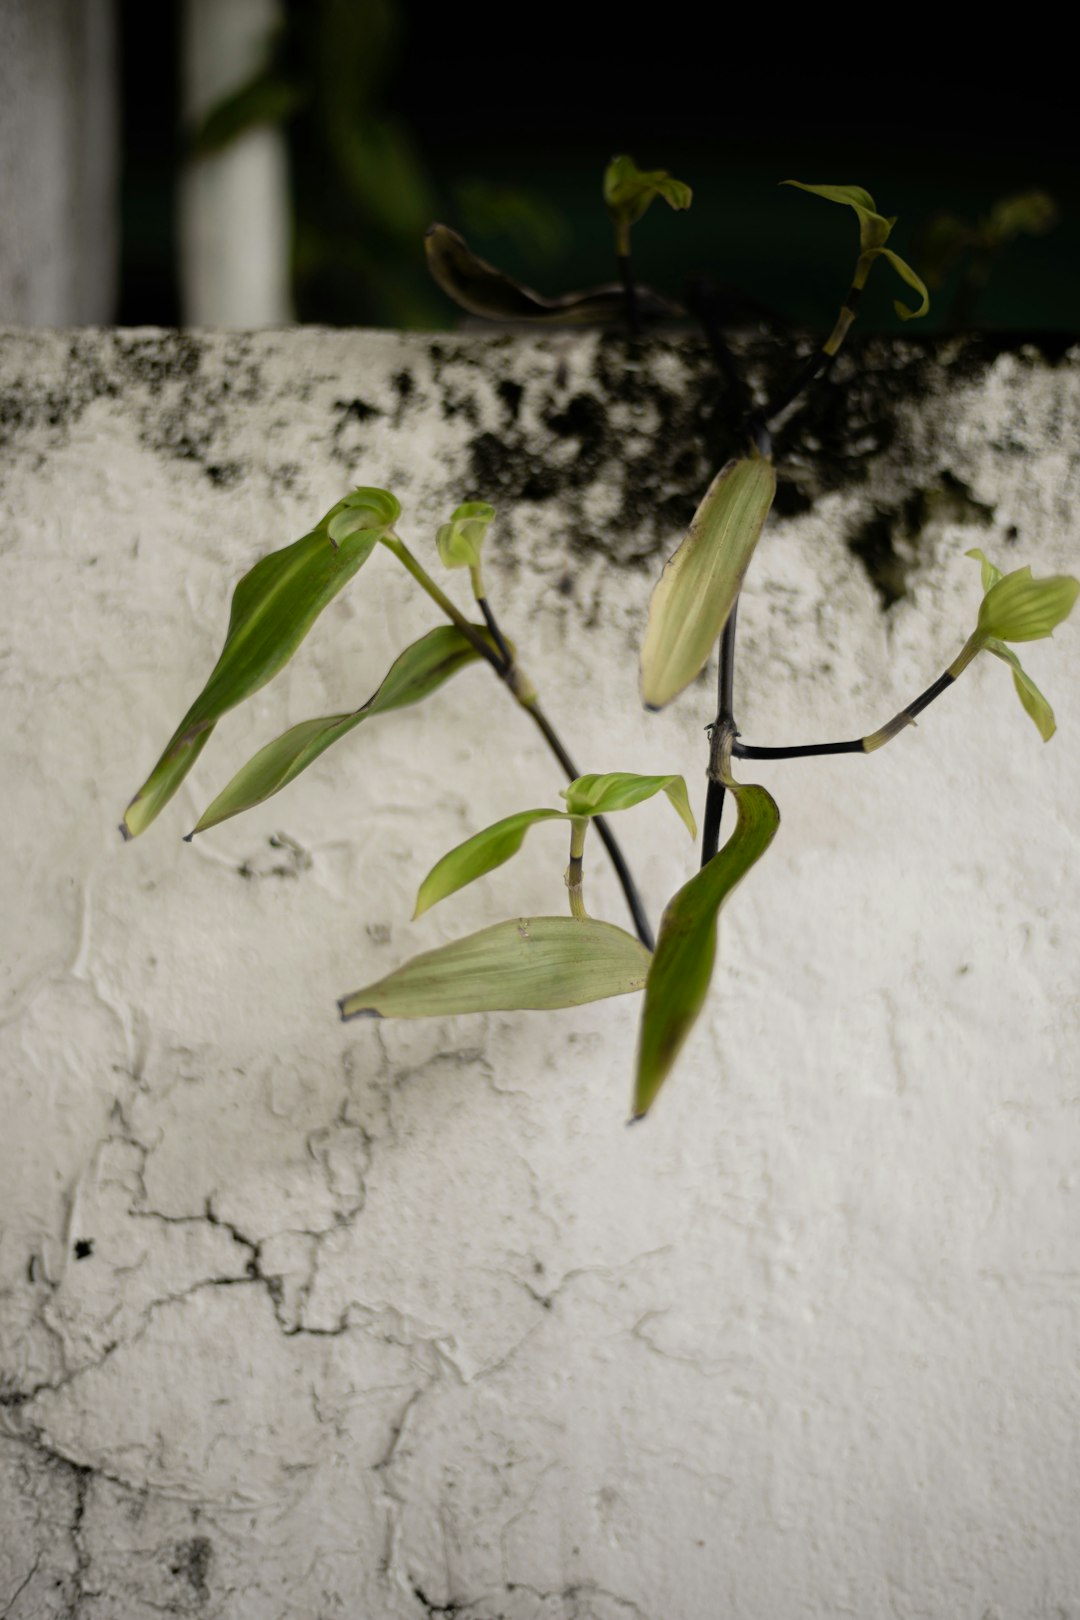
[191,625,495,835]
[985,639,1058,742]
[414,809,569,918]
[339,916,651,1019]
[425,224,680,324]
[633,783,780,1119]
[121,488,399,838]
[640,457,776,710]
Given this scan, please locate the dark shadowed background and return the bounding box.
[116,3,1078,333]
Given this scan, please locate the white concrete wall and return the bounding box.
[1,326,1078,1619]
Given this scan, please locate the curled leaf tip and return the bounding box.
[437,500,496,571]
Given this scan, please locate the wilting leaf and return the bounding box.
[604,155,692,250]
[632,782,780,1119]
[562,772,696,838]
[339,915,651,1019]
[414,809,569,917]
[859,247,930,320]
[436,501,496,572]
[191,624,495,835]
[425,223,680,324]
[782,181,894,251]
[784,182,929,320]
[976,565,1080,643]
[121,488,400,839]
[984,639,1058,742]
[640,456,777,710]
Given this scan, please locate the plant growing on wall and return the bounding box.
[121,162,1079,1119]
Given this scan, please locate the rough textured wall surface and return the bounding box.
[1,325,1078,1620]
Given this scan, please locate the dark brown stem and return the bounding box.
[390,537,655,951]
[732,661,969,761]
[518,695,654,951]
[617,252,639,336]
[700,604,739,866]
[476,595,514,668]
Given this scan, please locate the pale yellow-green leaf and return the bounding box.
[338,916,651,1019]
[562,772,696,838]
[640,456,777,710]
[860,247,930,320]
[988,190,1058,243]
[414,809,569,917]
[782,180,893,251]
[977,566,1080,642]
[603,155,692,224]
[966,547,1003,592]
[436,501,496,571]
[632,782,780,1118]
[984,639,1058,741]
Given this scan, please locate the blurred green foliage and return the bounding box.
[183,3,1070,332]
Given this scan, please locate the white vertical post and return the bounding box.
[0,0,119,325]
[179,0,293,328]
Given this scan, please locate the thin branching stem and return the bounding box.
[689,256,875,865]
[477,596,514,667]
[732,640,981,761]
[381,535,655,950]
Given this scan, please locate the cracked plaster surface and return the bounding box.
[1,325,1079,1618]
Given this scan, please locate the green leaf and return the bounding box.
[859,247,930,320]
[640,456,777,710]
[121,487,400,839]
[414,809,570,918]
[966,547,1003,592]
[562,772,697,838]
[915,210,974,287]
[190,624,495,835]
[633,782,780,1119]
[189,68,305,157]
[436,501,496,571]
[977,566,1080,643]
[988,190,1058,244]
[984,639,1058,742]
[424,223,680,324]
[782,181,894,251]
[338,915,651,1019]
[453,178,570,261]
[604,155,693,229]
